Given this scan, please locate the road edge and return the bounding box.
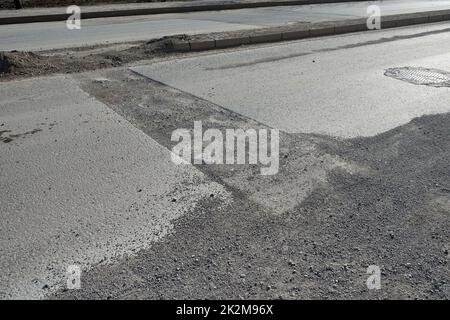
[0,0,361,25]
[172,10,450,51]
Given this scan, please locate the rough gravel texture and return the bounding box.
[1,21,448,299]
[48,68,449,300]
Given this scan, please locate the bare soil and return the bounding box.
[0,35,189,80]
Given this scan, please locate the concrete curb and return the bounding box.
[172,9,450,52]
[0,0,361,25]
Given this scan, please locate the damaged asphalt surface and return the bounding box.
[1,21,449,300]
[49,67,449,299]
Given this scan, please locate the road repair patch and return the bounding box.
[0,75,231,299]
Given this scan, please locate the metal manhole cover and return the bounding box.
[384,67,450,87]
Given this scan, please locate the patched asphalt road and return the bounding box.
[53,65,448,299]
[1,22,449,299]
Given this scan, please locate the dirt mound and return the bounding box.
[141,35,185,52]
[0,51,57,77]
[0,35,189,79]
[0,51,45,73]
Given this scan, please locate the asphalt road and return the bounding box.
[2,0,450,51]
[0,20,449,300]
[0,76,230,299]
[55,22,449,299]
[132,21,450,138]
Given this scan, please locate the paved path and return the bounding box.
[1,0,450,51]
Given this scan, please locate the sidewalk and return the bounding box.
[0,0,363,24]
